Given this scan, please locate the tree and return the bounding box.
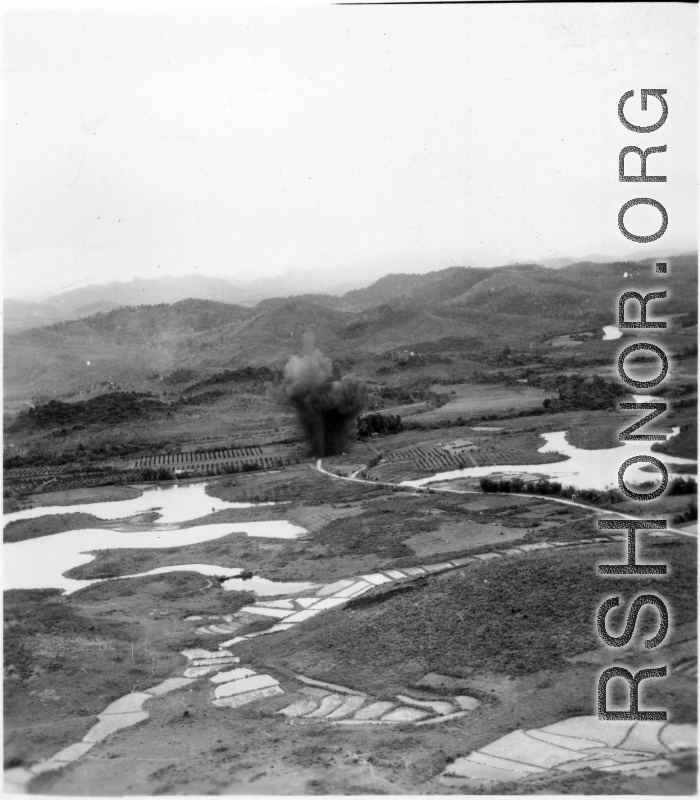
[357,412,404,437]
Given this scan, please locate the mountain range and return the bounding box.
[4,253,696,405]
[5,249,690,334]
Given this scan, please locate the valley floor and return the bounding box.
[3,457,697,795]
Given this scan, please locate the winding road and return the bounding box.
[315,460,697,539]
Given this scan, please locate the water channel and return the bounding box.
[3,481,266,525]
[3,483,310,595]
[5,423,695,594]
[401,428,695,492]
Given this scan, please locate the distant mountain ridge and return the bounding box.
[4,253,696,404]
[45,275,245,314]
[4,272,361,333]
[4,298,123,334]
[6,249,694,332]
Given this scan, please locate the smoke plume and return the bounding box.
[284,350,367,458]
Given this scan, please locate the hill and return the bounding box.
[4,256,696,405]
[3,300,257,403]
[3,299,123,334]
[4,299,62,333]
[331,266,490,311]
[46,275,246,316]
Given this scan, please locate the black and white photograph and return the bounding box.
[3,0,698,795]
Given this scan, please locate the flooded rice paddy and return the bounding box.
[441,716,695,787]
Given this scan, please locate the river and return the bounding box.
[3,483,310,595]
[401,428,695,492]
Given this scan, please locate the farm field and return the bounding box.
[420,383,551,422]
[3,0,699,787]
[133,443,304,473]
[368,441,566,482]
[3,258,697,795]
[3,468,147,498]
[5,418,697,796]
[347,422,573,483]
[8,459,694,791]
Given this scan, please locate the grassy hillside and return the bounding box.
[251,541,696,695]
[337,266,491,310]
[4,257,696,405]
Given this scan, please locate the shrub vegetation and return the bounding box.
[252,543,696,690]
[357,412,404,437]
[10,393,166,432]
[479,475,620,505]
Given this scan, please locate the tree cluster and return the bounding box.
[184,366,282,393]
[668,476,697,495]
[480,475,620,505]
[542,374,627,413]
[357,412,404,437]
[10,393,166,432]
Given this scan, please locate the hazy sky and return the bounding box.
[4,2,697,299]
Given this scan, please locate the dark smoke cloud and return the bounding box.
[284,350,367,458]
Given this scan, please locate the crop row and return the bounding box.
[386,446,471,471]
[4,478,48,494]
[52,470,146,491]
[172,456,291,473]
[4,466,69,478]
[471,449,560,466]
[4,469,146,496]
[135,446,264,467]
[385,444,563,473]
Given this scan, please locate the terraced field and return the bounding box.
[2,466,69,478]
[135,445,265,468]
[368,444,565,482]
[3,469,145,496]
[11,543,695,796]
[133,444,304,474]
[4,442,307,497]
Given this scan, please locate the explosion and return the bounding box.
[284,350,367,458]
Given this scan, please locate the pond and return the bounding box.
[3,520,309,595]
[97,565,315,598]
[401,428,695,493]
[602,325,622,340]
[3,483,309,595]
[3,481,266,526]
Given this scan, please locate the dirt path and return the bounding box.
[315,460,698,540]
[11,541,695,795]
[9,523,692,795]
[5,466,696,794]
